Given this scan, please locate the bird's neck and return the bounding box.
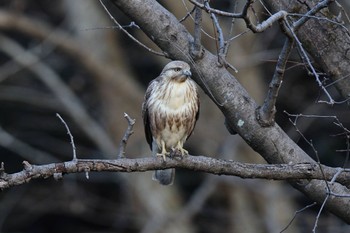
[159,80,194,109]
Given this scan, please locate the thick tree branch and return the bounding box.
[110,0,350,223]
[1,156,350,190]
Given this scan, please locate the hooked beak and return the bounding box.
[173,69,192,83]
[183,70,192,77]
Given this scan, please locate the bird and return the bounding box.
[142,60,200,185]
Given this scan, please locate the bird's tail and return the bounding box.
[153,168,175,185]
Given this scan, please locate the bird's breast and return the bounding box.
[148,80,198,150]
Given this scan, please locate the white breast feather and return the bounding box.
[151,80,197,150]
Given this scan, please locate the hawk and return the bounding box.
[142,61,200,185]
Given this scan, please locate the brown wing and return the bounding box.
[142,78,159,150]
[186,90,200,140]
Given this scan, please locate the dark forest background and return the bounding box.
[0,0,349,232]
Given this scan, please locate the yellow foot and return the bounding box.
[156,153,168,161]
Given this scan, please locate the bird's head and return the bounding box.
[160,61,192,83]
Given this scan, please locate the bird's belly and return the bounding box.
[160,123,187,149]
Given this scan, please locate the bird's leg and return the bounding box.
[157,140,168,161]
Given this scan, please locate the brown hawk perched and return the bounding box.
[142,61,200,185]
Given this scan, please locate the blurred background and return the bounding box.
[0,0,349,232]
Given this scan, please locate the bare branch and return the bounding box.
[98,0,166,57]
[117,113,135,158]
[179,5,195,23]
[292,0,333,30]
[280,202,317,233]
[256,38,293,126]
[56,113,77,160]
[1,155,350,190]
[190,0,204,60]
[188,0,288,33]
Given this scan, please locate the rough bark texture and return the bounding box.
[267,0,350,99]
[111,0,350,222]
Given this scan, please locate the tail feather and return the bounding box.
[153,168,175,185]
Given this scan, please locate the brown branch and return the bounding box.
[117,113,135,158]
[256,38,294,127]
[1,156,350,190]
[190,0,204,60]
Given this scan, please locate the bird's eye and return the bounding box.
[174,68,181,72]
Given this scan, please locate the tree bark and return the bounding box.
[267,0,350,100]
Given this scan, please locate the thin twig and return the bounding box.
[181,0,216,40]
[188,0,244,18]
[117,113,136,158]
[205,1,238,72]
[292,0,333,31]
[224,1,239,57]
[81,21,141,31]
[284,110,350,230]
[280,202,317,233]
[188,0,288,33]
[179,5,195,23]
[98,0,165,57]
[285,19,335,105]
[56,113,77,160]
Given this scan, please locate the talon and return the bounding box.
[176,142,188,157]
[157,140,168,161]
[157,153,168,161]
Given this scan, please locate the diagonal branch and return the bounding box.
[256,38,294,127]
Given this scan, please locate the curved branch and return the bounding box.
[1,156,350,190]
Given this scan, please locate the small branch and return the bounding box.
[280,202,317,233]
[98,0,166,57]
[281,0,336,105]
[188,0,244,18]
[190,0,204,60]
[256,38,293,127]
[1,156,350,190]
[247,10,288,33]
[56,113,77,160]
[292,0,332,31]
[179,5,196,23]
[205,1,238,72]
[188,0,288,33]
[223,1,238,57]
[117,113,135,158]
[207,1,224,62]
